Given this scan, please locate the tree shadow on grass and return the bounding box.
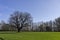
[0,37,4,40]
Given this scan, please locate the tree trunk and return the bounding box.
[17,26,23,32]
[18,28,20,32]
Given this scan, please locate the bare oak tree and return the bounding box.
[9,11,32,32]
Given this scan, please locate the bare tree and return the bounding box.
[9,11,32,32]
[39,24,43,32]
[55,17,60,31]
[1,20,10,31]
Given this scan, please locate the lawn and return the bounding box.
[0,32,60,40]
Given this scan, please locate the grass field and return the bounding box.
[0,32,60,40]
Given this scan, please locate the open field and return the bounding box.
[0,32,60,40]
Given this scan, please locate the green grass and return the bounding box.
[0,32,60,40]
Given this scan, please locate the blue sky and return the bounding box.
[0,0,60,22]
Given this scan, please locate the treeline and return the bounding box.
[0,11,60,32]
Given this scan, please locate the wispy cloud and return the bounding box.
[0,4,15,22]
[0,4,15,12]
[0,4,15,17]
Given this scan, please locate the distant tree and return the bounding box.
[39,22,46,32]
[2,24,10,31]
[9,11,32,32]
[47,21,52,31]
[39,21,52,32]
[1,20,10,31]
[55,17,60,31]
[46,26,52,32]
[52,21,58,32]
[39,24,43,32]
